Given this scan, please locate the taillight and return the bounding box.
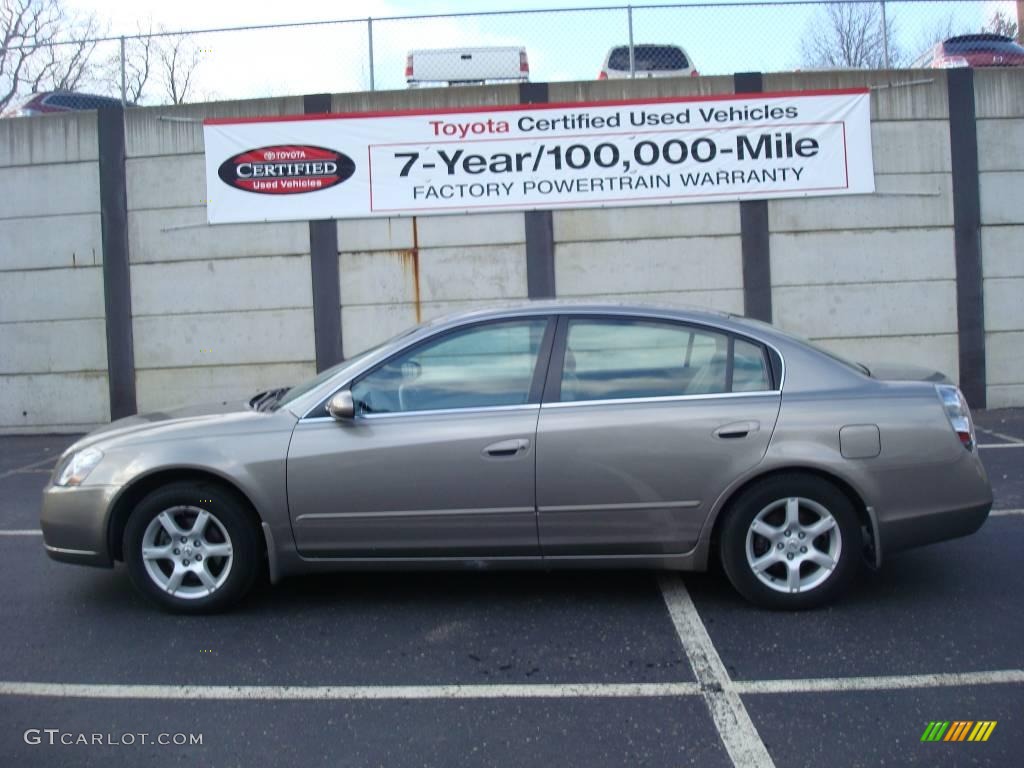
[404,54,413,79]
[690,69,700,77]
[936,384,975,450]
[598,70,608,80]
[519,50,529,74]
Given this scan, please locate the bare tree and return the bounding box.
[1,0,105,111]
[101,21,153,103]
[983,8,1018,40]
[155,32,201,105]
[801,2,905,70]
[24,8,103,92]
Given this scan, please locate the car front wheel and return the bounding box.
[719,474,862,609]
[123,482,261,613]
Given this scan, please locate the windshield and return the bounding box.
[273,325,424,410]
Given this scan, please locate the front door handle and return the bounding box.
[713,421,760,439]
[483,438,530,457]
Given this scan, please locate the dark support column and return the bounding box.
[97,106,137,419]
[947,69,986,407]
[304,93,343,371]
[520,82,556,299]
[734,72,772,322]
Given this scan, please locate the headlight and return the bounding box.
[55,447,104,487]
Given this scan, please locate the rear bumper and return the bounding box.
[877,501,991,555]
[40,484,116,568]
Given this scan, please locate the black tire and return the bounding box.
[123,481,262,614]
[719,474,862,610]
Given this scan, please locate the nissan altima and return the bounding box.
[41,304,992,612]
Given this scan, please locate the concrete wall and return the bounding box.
[0,113,108,432]
[762,70,960,381]
[976,70,1024,409]
[124,97,316,413]
[2,70,1022,432]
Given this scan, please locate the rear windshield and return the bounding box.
[608,45,688,71]
[944,35,1024,55]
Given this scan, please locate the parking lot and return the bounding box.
[1,410,1022,767]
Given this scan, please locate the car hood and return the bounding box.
[64,400,284,455]
[866,362,951,384]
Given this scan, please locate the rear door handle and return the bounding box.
[483,438,530,457]
[713,421,759,439]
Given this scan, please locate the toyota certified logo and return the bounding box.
[218,145,355,194]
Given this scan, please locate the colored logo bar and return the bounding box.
[921,721,997,742]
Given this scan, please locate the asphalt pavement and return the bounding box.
[1,410,1022,767]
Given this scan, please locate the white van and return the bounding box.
[405,47,529,87]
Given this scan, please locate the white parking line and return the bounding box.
[658,575,775,768]
[0,455,57,480]
[0,530,42,536]
[0,680,701,701]
[991,508,1024,517]
[734,669,1024,694]
[976,427,1024,445]
[978,443,1024,450]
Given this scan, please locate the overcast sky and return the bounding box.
[68,0,1015,101]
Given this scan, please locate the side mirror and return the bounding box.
[326,390,355,420]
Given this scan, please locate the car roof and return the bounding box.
[418,301,763,338]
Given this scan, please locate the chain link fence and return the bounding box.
[2,1,1021,114]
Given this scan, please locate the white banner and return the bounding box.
[204,89,873,223]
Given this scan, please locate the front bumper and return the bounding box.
[40,484,117,568]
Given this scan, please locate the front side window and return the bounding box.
[351,319,548,414]
[558,319,771,402]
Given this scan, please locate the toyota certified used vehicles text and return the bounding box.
[41,304,991,613]
[912,33,1024,69]
[599,44,698,79]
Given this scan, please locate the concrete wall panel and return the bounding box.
[556,237,742,296]
[771,228,956,286]
[769,174,953,232]
[974,70,1024,119]
[133,309,314,369]
[983,278,1024,333]
[976,119,1024,172]
[0,267,104,323]
[128,207,308,263]
[980,172,1024,226]
[0,163,99,219]
[813,334,959,383]
[0,111,98,167]
[0,372,108,430]
[0,319,107,375]
[553,203,740,243]
[0,213,102,272]
[131,255,312,316]
[136,362,315,413]
[982,226,1024,278]
[125,97,306,158]
[773,281,958,339]
[126,154,206,211]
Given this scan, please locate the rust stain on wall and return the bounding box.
[400,216,422,323]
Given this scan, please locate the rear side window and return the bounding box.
[557,319,774,402]
[608,45,688,71]
[733,338,771,392]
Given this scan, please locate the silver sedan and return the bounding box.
[41,304,992,612]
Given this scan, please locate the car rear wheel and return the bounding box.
[123,482,261,613]
[719,474,861,609]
